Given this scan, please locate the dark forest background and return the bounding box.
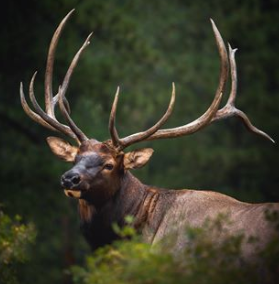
[0,0,278,283]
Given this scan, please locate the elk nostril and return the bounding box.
[61,175,67,186]
[71,175,81,185]
[61,173,81,188]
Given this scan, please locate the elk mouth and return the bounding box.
[63,183,90,199]
[64,188,82,199]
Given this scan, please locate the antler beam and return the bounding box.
[108,19,274,148]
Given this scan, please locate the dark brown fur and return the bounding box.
[50,139,278,258]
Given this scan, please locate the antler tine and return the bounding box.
[109,86,121,147]
[57,32,93,142]
[28,72,77,140]
[20,82,57,131]
[212,45,275,143]
[57,88,84,144]
[113,83,176,149]
[227,44,237,106]
[59,32,93,97]
[145,19,229,141]
[45,9,75,117]
[53,93,71,114]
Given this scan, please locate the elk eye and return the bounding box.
[104,164,114,170]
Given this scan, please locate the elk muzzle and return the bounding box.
[61,171,81,188]
[61,170,83,198]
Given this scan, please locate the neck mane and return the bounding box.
[78,171,148,225]
[77,171,150,249]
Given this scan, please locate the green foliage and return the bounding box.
[0,209,36,284]
[71,215,278,284]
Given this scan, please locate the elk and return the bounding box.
[20,10,278,258]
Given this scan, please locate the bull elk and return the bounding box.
[20,10,278,258]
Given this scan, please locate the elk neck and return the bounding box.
[77,170,165,249]
[77,171,155,228]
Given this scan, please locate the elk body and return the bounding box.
[21,10,278,258]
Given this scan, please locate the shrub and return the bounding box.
[71,215,279,284]
[0,209,36,284]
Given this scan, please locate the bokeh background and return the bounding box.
[0,0,278,283]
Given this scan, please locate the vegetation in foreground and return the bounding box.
[71,215,279,284]
[0,209,36,284]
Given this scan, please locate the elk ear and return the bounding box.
[46,137,78,162]
[123,148,154,170]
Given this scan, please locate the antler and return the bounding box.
[109,19,274,150]
[21,13,274,148]
[20,9,90,144]
[210,45,274,143]
[109,83,176,149]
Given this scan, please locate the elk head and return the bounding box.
[20,10,274,206]
[46,137,154,206]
